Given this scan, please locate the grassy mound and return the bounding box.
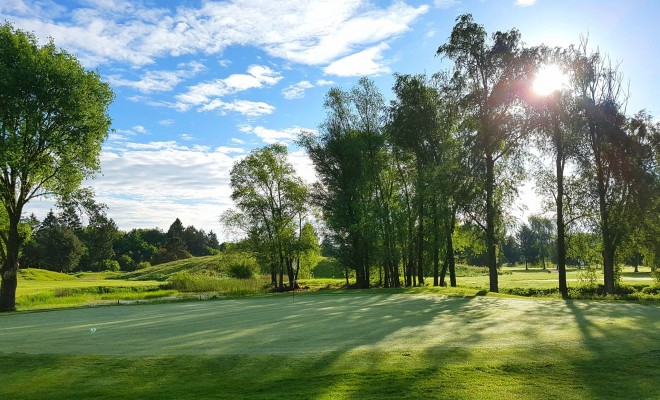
[122,252,258,281]
[18,268,77,281]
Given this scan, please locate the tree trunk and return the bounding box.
[595,152,616,295]
[417,189,425,286]
[448,209,457,287]
[432,203,440,287]
[0,212,22,311]
[555,128,568,299]
[485,153,499,293]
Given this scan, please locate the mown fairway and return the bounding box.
[1,293,659,399]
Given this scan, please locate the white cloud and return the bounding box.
[107,61,205,93]
[516,0,537,6]
[2,1,427,73]
[239,124,306,144]
[158,119,175,126]
[180,133,194,141]
[231,138,245,144]
[282,81,314,100]
[109,125,149,141]
[324,43,391,77]
[174,64,281,111]
[316,79,335,86]
[201,100,275,117]
[434,0,461,8]
[288,150,317,184]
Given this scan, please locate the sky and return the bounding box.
[2,0,659,239]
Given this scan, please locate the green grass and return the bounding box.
[122,252,257,281]
[1,294,658,399]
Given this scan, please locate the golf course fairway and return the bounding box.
[1,293,658,399]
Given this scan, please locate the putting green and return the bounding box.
[1,294,659,399]
[1,294,658,357]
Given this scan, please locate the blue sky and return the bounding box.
[2,0,659,238]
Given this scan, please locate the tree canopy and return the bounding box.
[0,23,113,310]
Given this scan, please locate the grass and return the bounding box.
[1,293,659,399]
[15,269,170,311]
[166,271,270,295]
[122,252,258,281]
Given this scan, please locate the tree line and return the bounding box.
[234,14,658,295]
[1,16,658,310]
[16,197,221,273]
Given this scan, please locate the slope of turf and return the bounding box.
[1,293,658,399]
[17,268,77,281]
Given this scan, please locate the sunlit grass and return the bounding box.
[1,294,658,399]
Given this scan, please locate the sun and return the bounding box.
[532,64,567,96]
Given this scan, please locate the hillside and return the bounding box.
[122,252,257,281]
[18,268,77,281]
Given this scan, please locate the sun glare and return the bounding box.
[532,64,567,96]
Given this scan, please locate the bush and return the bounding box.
[118,254,137,271]
[227,262,255,279]
[101,259,120,272]
[641,285,660,295]
[137,261,151,270]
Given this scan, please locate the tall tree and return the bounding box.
[228,144,307,290]
[571,42,657,294]
[437,14,535,292]
[528,47,582,298]
[0,24,113,310]
[300,78,386,288]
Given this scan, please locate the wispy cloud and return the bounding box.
[282,81,314,99]
[238,124,309,144]
[106,61,205,93]
[435,0,461,8]
[2,1,427,77]
[515,0,537,6]
[324,43,391,77]
[174,64,281,111]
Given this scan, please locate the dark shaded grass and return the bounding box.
[1,348,658,400]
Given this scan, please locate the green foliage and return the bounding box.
[117,254,137,271]
[227,261,256,279]
[101,259,120,272]
[312,257,346,279]
[577,264,599,289]
[137,261,151,270]
[21,226,86,272]
[0,23,113,310]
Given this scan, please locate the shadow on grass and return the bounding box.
[2,295,659,399]
[561,300,660,399]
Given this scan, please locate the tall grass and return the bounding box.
[15,284,175,310]
[166,271,269,296]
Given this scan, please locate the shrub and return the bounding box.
[118,254,137,271]
[227,262,255,279]
[137,261,151,270]
[101,259,121,272]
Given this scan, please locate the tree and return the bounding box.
[80,213,119,271]
[571,42,657,294]
[22,225,85,272]
[227,144,307,290]
[437,14,535,292]
[516,223,537,269]
[300,78,386,288]
[528,215,554,269]
[527,47,582,298]
[0,24,113,310]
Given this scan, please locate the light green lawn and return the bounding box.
[1,293,659,399]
